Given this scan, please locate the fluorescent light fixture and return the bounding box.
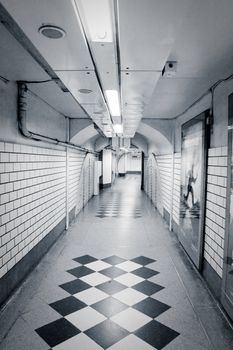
[75,0,113,42]
[105,90,121,117]
[113,124,123,134]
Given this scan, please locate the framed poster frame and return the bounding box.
[178,110,210,270]
[221,93,233,321]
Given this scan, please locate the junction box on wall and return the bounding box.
[162,61,177,77]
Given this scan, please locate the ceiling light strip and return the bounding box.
[71,0,114,134]
[105,90,121,117]
[113,0,123,125]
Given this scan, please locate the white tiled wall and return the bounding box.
[144,155,161,211]
[204,146,228,277]
[144,155,157,208]
[0,142,66,279]
[0,142,96,280]
[74,153,96,215]
[144,148,228,279]
[172,153,181,225]
[68,150,86,213]
[156,155,173,215]
[144,154,173,217]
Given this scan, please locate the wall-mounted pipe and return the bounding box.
[0,75,10,84]
[18,83,33,138]
[17,82,97,155]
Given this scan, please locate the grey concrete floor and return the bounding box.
[0,175,232,349]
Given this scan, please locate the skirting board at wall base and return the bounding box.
[202,258,222,301]
[126,171,141,174]
[172,219,179,236]
[69,207,76,224]
[171,218,222,301]
[118,173,126,177]
[163,208,170,225]
[0,217,66,308]
[100,183,111,188]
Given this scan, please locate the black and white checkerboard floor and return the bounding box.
[35,255,179,349]
[96,194,142,218]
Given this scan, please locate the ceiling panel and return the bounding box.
[143,0,233,119]
[56,70,104,104]
[144,77,212,118]
[0,23,49,81]
[121,71,161,105]
[28,82,89,119]
[1,0,94,70]
[168,0,233,80]
[91,42,119,91]
[121,71,160,136]
[118,0,192,71]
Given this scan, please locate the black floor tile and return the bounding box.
[132,280,164,295]
[134,320,180,349]
[133,297,170,318]
[131,256,156,266]
[101,266,126,278]
[59,279,91,294]
[35,318,80,348]
[96,280,127,295]
[134,320,180,350]
[67,266,94,278]
[73,255,97,265]
[49,296,86,316]
[132,267,159,279]
[102,255,126,265]
[92,296,128,317]
[85,319,129,348]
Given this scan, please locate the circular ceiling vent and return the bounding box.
[78,89,92,94]
[39,25,66,39]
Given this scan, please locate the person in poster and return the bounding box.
[184,164,197,208]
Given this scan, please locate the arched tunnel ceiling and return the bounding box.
[131,133,148,155]
[1,0,233,149]
[2,0,233,139]
[70,124,99,146]
[137,122,172,154]
[70,120,172,155]
[70,121,171,156]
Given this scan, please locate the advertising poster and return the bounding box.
[179,112,209,269]
[222,93,233,318]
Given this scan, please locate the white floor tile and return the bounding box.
[80,272,111,286]
[115,261,141,272]
[74,287,108,305]
[113,288,147,306]
[111,307,151,332]
[86,261,111,271]
[53,333,103,349]
[65,306,106,331]
[107,334,155,350]
[115,273,144,287]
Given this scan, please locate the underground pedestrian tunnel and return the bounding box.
[0,1,233,349]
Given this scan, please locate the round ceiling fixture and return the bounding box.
[78,88,92,94]
[39,25,66,39]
